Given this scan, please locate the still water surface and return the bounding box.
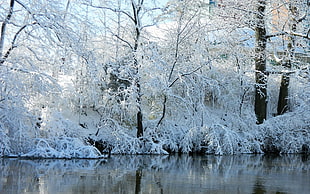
[0,154,309,194]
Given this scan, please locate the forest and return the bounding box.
[0,0,309,158]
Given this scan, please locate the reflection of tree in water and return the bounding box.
[0,159,45,193]
[252,177,266,194]
[252,177,288,194]
[0,155,310,193]
[135,169,142,194]
[302,154,309,163]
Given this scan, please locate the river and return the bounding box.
[1,154,309,193]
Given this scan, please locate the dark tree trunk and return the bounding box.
[135,169,142,194]
[254,0,267,124]
[134,57,143,138]
[0,0,15,59]
[277,3,298,116]
[137,110,143,138]
[277,73,290,115]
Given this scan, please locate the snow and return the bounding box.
[0,0,309,158]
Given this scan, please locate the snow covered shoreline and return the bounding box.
[1,110,309,159]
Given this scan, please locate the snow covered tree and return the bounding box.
[254,0,267,124]
[271,0,310,115]
[0,0,103,157]
[211,0,309,123]
[82,0,163,138]
[0,0,309,156]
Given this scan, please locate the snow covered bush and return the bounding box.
[259,110,310,154]
[21,138,103,159]
[0,128,10,157]
[0,70,38,156]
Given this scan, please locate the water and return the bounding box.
[1,154,309,194]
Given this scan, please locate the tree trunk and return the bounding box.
[277,73,290,115]
[132,0,143,138]
[0,0,15,59]
[254,0,267,124]
[277,3,297,116]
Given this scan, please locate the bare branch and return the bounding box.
[0,22,37,65]
[169,61,211,88]
[296,12,308,23]
[291,31,310,40]
[82,2,135,22]
[156,95,166,127]
[266,31,310,40]
[15,0,31,14]
[114,35,133,50]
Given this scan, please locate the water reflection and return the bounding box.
[0,154,309,194]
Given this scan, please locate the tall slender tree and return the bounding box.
[276,0,310,115]
[254,0,267,124]
[131,0,144,138]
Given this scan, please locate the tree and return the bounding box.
[83,0,163,138]
[275,0,310,115]
[211,0,309,123]
[131,0,144,138]
[254,0,267,124]
[0,0,92,155]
